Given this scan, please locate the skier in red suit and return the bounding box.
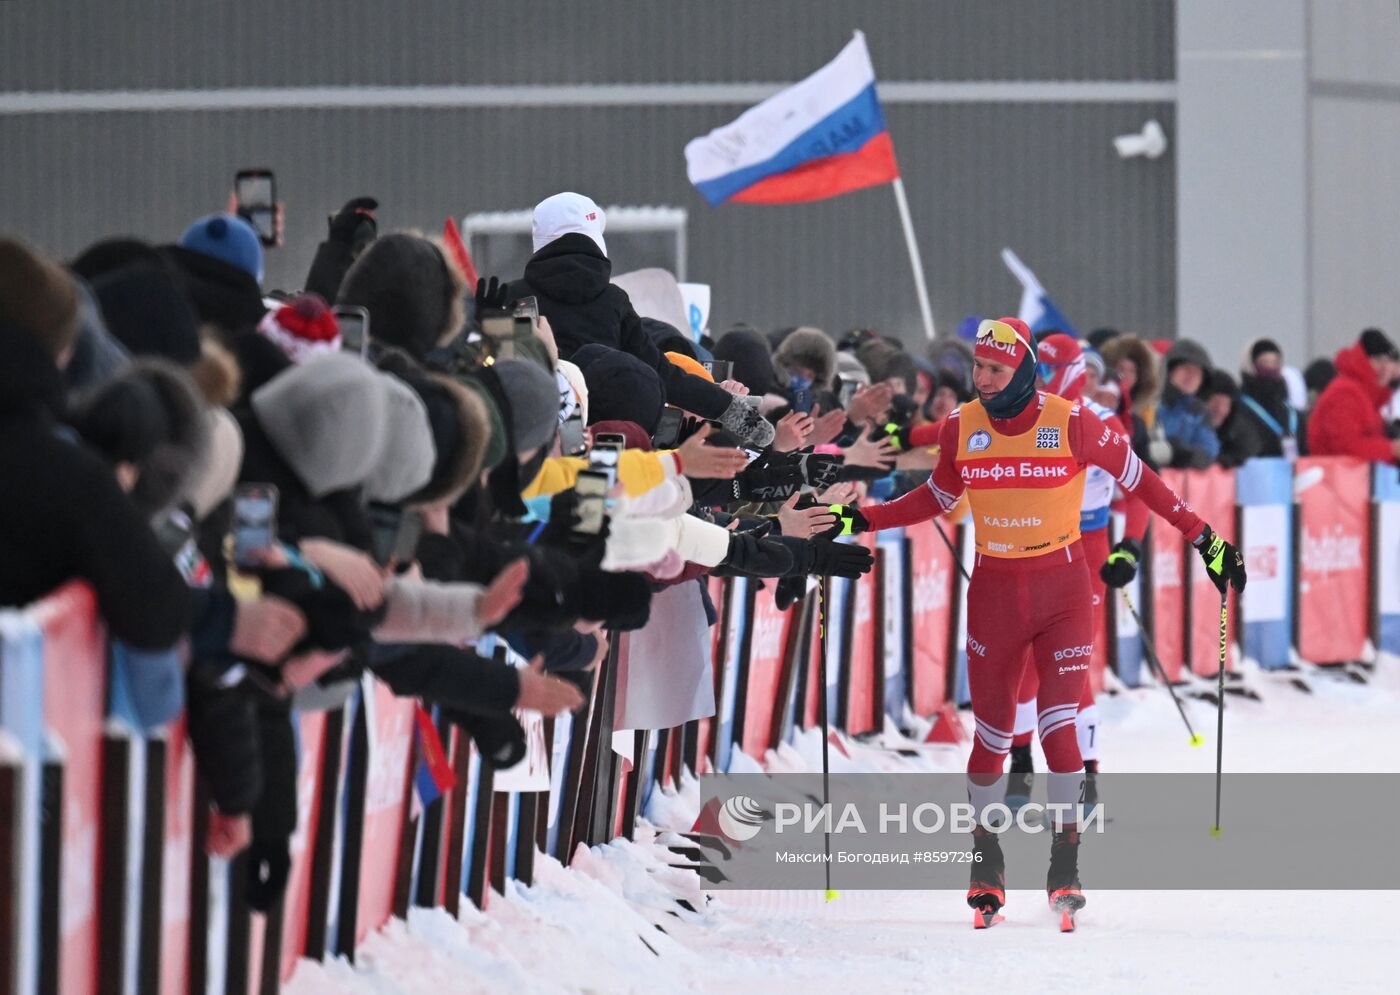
[827,318,1246,926]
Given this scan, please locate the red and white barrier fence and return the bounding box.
[0,456,1394,993]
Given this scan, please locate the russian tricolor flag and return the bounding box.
[412,703,455,811]
[1001,248,1081,340]
[685,32,900,206]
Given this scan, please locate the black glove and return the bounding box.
[570,569,652,631]
[1193,525,1247,595]
[732,452,804,502]
[1099,537,1143,589]
[538,489,609,564]
[797,453,842,490]
[821,503,870,539]
[675,415,711,447]
[448,709,526,770]
[326,196,378,255]
[244,841,291,912]
[838,460,895,483]
[475,275,511,315]
[259,568,381,654]
[809,539,874,578]
[720,532,796,577]
[774,574,807,611]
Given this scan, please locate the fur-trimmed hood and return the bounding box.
[771,326,837,388]
[923,337,974,391]
[1099,334,1161,409]
[183,407,244,521]
[190,333,242,407]
[416,371,491,504]
[856,340,918,394]
[375,347,492,505]
[337,232,467,361]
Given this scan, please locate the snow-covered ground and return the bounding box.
[287,657,1400,994]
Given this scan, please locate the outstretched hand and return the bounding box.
[772,410,815,452]
[846,383,893,425]
[842,425,898,470]
[516,655,587,715]
[677,424,749,479]
[478,558,529,629]
[776,493,837,539]
[475,275,511,314]
[807,404,847,447]
[298,537,386,611]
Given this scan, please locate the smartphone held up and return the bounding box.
[234,168,277,246]
[332,304,370,357]
[231,483,279,568]
[572,469,610,536]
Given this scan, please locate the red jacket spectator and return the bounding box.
[1307,337,1398,464]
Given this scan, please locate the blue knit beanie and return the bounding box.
[177,213,263,284]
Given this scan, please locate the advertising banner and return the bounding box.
[1296,458,1370,663]
[844,534,880,736]
[1110,510,1145,687]
[36,585,105,995]
[904,520,955,715]
[1372,464,1400,653]
[278,710,327,982]
[741,582,795,759]
[1150,470,1188,683]
[355,679,415,945]
[1236,459,1294,669]
[1184,467,1237,677]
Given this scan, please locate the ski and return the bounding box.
[972,907,1005,929]
[1049,891,1085,932]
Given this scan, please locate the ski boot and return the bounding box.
[1047,828,1086,931]
[967,827,1006,928]
[1005,743,1034,813]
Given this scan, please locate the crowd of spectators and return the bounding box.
[1,186,1390,907]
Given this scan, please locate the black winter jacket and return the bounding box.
[1239,374,1307,459]
[505,234,731,418]
[0,322,190,649]
[1213,405,1277,468]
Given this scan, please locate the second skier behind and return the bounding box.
[827,318,1245,926]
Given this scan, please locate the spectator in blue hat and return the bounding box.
[165,213,267,334]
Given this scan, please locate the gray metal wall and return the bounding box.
[1307,0,1400,359]
[0,1,1174,88]
[1175,0,1309,365]
[1,1,1178,347]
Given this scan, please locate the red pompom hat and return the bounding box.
[257,292,341,363]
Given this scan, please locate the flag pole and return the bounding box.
[890,176,937,341]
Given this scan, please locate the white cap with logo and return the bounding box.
[531,192,607,256]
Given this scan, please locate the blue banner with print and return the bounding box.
[1236,459,1294,669]
[1372,464,1400,653]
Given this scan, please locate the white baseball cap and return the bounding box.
[531,192,607,256]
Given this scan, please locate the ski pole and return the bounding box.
[1211,595,1228,836]
[815,573,837,901]
[932,520,972,583]
[1118,589,1202,746]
